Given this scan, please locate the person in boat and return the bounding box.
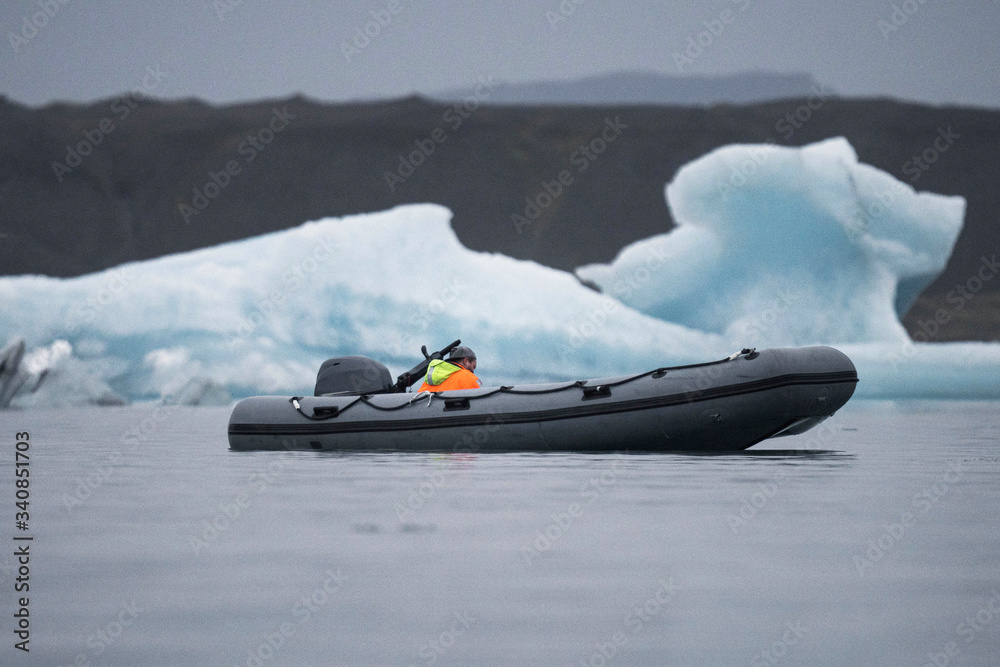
[418,345,482,392]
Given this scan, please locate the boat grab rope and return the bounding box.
[289,395,362,420]
[289,349,758,421]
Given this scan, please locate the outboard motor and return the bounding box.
[314,356,393,396]
[313,341,463,397]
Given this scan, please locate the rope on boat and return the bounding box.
[290,348,757,420]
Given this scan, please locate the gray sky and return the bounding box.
[2,0,998,108]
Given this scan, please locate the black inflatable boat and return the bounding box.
[227,343,858,452]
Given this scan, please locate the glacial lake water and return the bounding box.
[1,400,998,666]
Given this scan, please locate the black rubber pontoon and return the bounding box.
[228,346,858,452]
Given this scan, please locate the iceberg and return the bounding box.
[162,377,232,407]
[0,137,997,406]
[0,338,127,408]
[0,205,724,406]
[576,137,965,346]
[0,339,28,407]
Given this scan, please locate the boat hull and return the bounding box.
[228,346,858,452]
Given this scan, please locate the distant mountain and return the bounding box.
[430,71,828,106]
[1,95,997,342]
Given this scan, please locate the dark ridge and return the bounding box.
[428,71,826,107]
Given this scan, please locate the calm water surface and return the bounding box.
[1,400,998,666]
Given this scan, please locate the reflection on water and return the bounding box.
[669,448,853,460]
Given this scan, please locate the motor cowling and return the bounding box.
[314,356,393,396]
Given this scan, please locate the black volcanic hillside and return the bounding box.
[1,95,998,341]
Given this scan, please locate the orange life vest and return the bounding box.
[418,360,481,392]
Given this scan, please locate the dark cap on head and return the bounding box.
[447,345,476,361]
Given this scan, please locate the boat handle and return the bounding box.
[582,385,612,400]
